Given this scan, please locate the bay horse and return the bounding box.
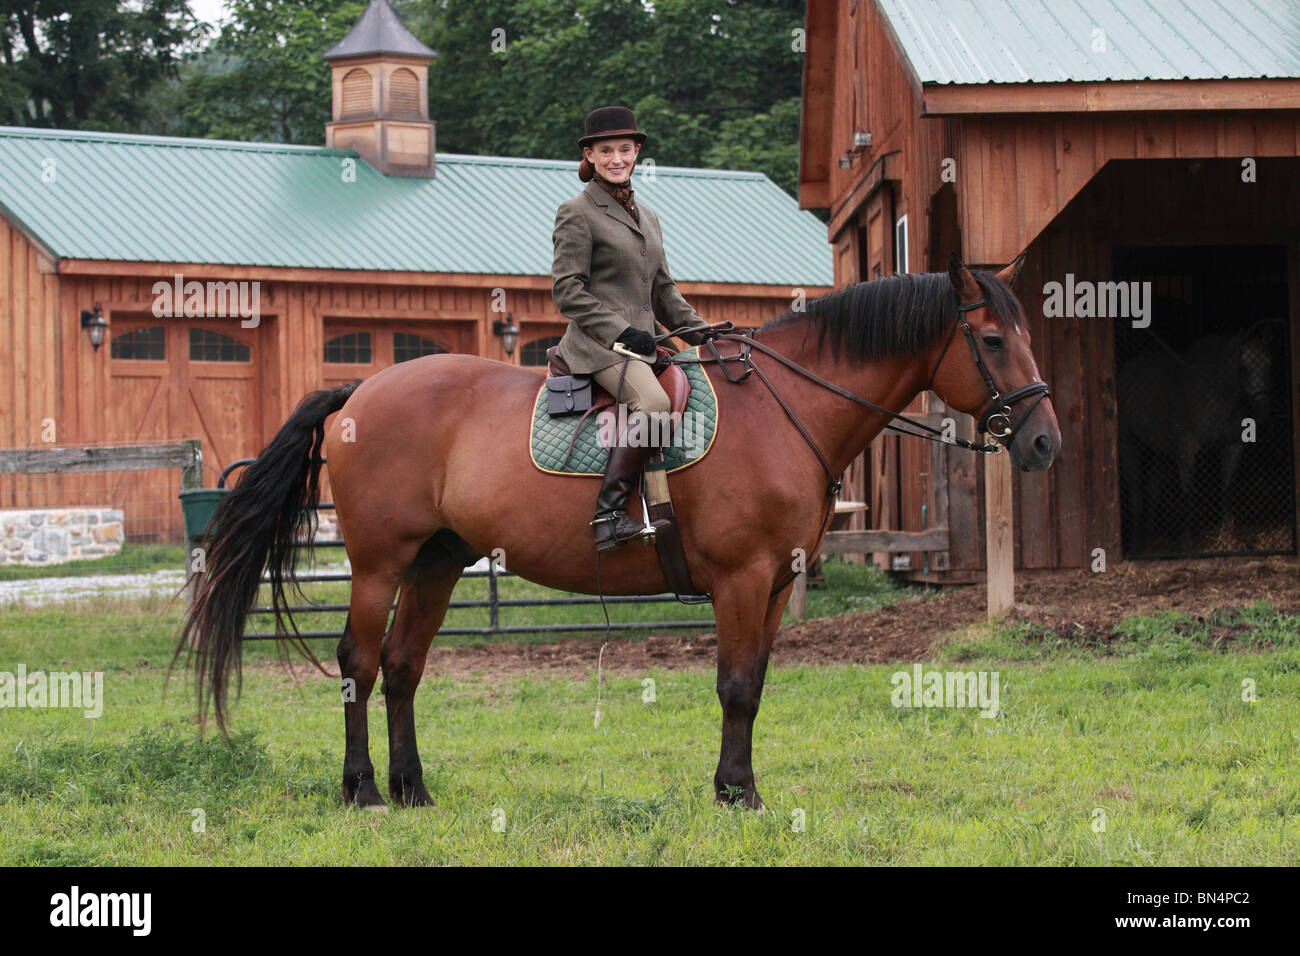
[177,254,1060,811]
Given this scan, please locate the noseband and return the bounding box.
[928,298,1051,444]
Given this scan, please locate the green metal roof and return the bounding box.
[0,127,832,287]
[876,0,1300,85]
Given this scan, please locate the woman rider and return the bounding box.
[551,106,719,551]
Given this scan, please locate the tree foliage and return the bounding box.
[0,0,204,129]
[0,0,808,193]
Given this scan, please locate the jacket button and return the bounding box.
[643,304,650,311]
[640,249,646,256]
[642,275,648,282]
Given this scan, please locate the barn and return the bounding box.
[0,0,831,542]
[799,0,1300,581]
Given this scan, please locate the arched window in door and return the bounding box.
[189,328,251,362]
[110,327,165,360]
[393,333,447,364]
[324,332,372,364]
[520,335,562,367]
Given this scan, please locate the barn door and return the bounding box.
[180,320,263,478]
[108,317,262,540]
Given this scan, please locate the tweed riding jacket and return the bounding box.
[551,179,713,374]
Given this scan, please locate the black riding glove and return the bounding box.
[615,327,657,356]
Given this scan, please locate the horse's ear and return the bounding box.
[947,251,980,301]
[996,251,1027,289]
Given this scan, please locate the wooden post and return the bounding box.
[789,570,807,620]
[180,438,204,490]
[984,449,1014,619]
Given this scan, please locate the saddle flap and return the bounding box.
[659,364,690,417]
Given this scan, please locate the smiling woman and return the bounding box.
[555,106,722,550]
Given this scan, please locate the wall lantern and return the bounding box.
[493,315,520,357]
[80,302,107,350]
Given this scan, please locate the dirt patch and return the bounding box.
[1007,556,1300,646]
[247,557,1300,683]
[416,556,1300,679]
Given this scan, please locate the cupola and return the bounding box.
[324,0,437,177]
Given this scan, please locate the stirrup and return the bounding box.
[591,510,655,552]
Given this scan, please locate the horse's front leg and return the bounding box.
[711,565,794,810]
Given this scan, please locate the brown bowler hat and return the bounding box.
[577,106,648,150]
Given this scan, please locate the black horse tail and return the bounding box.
[172,381,361,736]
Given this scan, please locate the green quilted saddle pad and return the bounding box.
[530,348,718,476]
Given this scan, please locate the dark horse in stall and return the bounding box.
[176,255,1060,810]
[1119,322,1278,552]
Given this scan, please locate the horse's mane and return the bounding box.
[757,270,1024,362]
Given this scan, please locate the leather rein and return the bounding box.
[663,306,1050,595]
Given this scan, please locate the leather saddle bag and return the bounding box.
[546,373,593,416]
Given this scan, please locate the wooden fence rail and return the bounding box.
[0,440,203,488]
[787,527,952,620]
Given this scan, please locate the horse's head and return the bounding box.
[1239,322,1279,419]
[930,253,1061,472]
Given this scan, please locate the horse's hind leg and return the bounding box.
[338,569,404,809]
[381,534,468,807]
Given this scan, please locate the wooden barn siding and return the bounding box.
[958,113,1300,266]
[0,219,60,514]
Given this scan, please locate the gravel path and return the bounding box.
[0,568,191,606]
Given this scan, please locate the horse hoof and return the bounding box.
[394,785,435,808]
[343,777,387,810]
[715,783,763,810]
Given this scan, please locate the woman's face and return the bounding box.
[584,138,639,183]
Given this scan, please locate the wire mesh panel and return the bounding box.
[1114,245,1295,559]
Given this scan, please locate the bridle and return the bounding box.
[673,298,1051,463]
[926,298,1051,443]
[665,304,1051,596]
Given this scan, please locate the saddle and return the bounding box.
[545,345,692,418]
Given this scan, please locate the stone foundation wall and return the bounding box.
[0,508,125,565]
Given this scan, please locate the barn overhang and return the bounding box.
[919,78,1300,116]
[955,106,1300,266]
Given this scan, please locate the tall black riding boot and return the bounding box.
[591,410,659,551]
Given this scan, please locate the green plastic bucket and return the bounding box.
[179,488,228,540]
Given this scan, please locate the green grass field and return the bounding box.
[1,554,1298,865]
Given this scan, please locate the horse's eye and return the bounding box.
[982,335,1004,350]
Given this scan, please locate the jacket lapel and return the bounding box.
[584,179,643,237]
